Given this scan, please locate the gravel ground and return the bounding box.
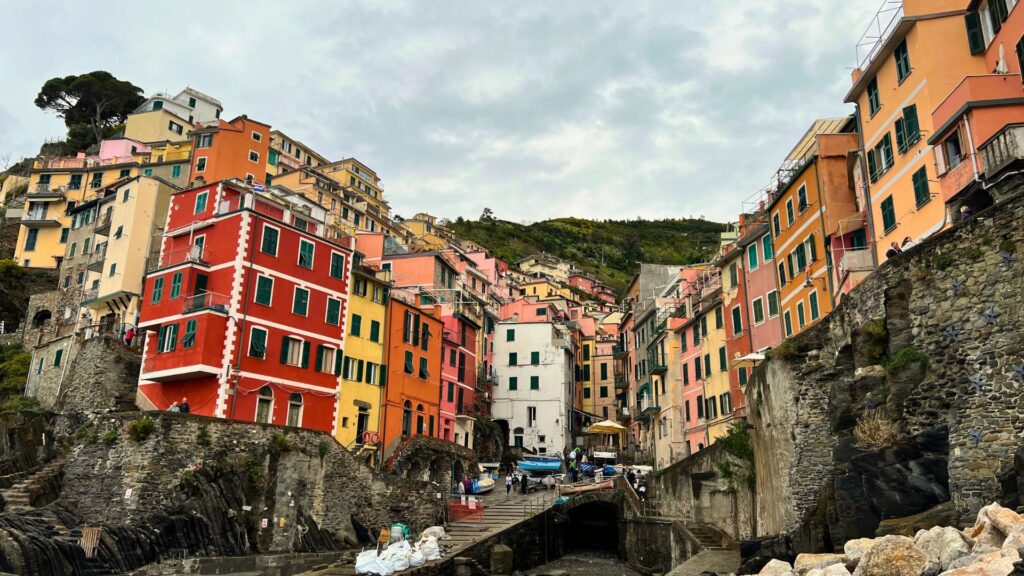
[524,550,641,576]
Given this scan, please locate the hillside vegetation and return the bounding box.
[448,217,726,293]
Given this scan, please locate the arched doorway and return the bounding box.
[31,309,52,328]
[256,386,273,423]
[286,393,303,427]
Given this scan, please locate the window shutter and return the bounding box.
[965,12,984,54]
[1017,37,1024,84]
[280,336,290,364]
[315,345,325,372]
[412,315,420,346]
[357,359,364,381]
[904,105,919,143]
[402,312,410,343]
[895,118,907,153]
[169,325,178,351]
[380,369,387,386]
[337,355,345,377]
[867,148,878,181]
[157,327,166,351]
[301,341,310,368]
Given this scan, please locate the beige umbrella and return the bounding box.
[586,420,627,434]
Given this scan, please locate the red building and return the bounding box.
[440,313,478,447]
[381,296,444,450]
[137,179,352,434]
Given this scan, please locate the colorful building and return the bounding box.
[335,251,390,451]
[136,180,351,433]
[126,87,222,143]
[267,130,329,182]
[768,119,860,338]
[380,296,443,450]
[440,312,478,448]
[190,115,272,185]
[846,0,987,262]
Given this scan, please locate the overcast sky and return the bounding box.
[0,1,879,224]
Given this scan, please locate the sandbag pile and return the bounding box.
[747,502,1024,576]
[354,535,444,575]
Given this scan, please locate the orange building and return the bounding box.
[380,296,444,450]
[768,118,860,338]
[846,0,987,263]
[190,115,272,185]
[930,0,1024,214]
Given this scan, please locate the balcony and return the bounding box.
[81,285,99,302]
[612,344,628,359]
[21,209,61,227]
[183,291,230,314]
[619,406,632,423]
[650,361,668,376]
[140,355,221,383]
[614,372,628,390]
[636,396,660,422]
[476,366,495,385]
[838,249,874,279]
[85,244,107,272]
[148,245,208,272]
[981,124,1024,179]
[26,187,66,201]
[94,212,113,236]
[937,153,977,203]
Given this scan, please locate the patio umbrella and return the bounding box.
[587,420,627,434]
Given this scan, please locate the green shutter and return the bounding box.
[316,345,325,372]
[509,377,517,390]
[357,359,364,381]
[293,288,308,315]
[334,352,343,376]
[506,329,515,342]
[301,341,310,368]
[509,353,517,365]
[531,351,539,365]
[326,299,340,325]
[168,324,178,351]
[881,197,896,232]
[370,320,380,342]
[895,118,907,153]
[903,105,920,144]
[351,314,362,336]
[157,327,166,351]
[256,276,272,305]
[280,336,290,364]
[299,241,314,268]
[152,277,164,303]
[530,376,539,390]
[867,148,878,182]
[912,168,930,207]
[262,227,278,255]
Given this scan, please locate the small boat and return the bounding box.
[475,476,495,494]
[517,458,562,473]
[558,479,614,496]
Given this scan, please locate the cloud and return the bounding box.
[0,0,880,223]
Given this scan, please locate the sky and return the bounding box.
[0,0,881,224]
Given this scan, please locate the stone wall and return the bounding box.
[744,188,1024,558]
[0,412,443,574]
[54,335,139,413]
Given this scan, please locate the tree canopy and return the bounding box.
[34,71,145,151]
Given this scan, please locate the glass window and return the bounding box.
[194,191,208,214]
[298,239,314,269]
[152,277,164,303]
[752,298,765,324]
[767,291,780,317]
[326,298,341,325]
[530,376,539,390]
[249,327,268,358]
[170,272,183,299]
[748,244,759,270]
[330,253,345,279]
[261,226,279,255]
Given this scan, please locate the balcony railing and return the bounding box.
[476,366,495,385]
[184,291,230,314]
[612,344,628,359]
[94,212,113,235]
[981,124,1024,178]
[149,245,207,272]
[85,244,107,271]
[838,249,874,279]
[614,372,628,390]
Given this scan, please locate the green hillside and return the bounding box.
[448,217,726,293]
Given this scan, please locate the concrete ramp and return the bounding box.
[666,549,741,576]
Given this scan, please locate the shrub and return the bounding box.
[774,338,799,361]
[74,421,97,444]
[127,416,155,443]
[884,347,928,375]
[718,421,753,462]
[318,440,330,461]
[858,319,887,365]
[1000,239,1017,254]
[196,426,211,447]
[853,410,900,451]
[0,396,39,413]
[932,253,954,271]
[270,433,294,454]
[101,429,118,446]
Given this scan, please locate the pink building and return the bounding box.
[569,273,617,304]
[440,313,478,447]
[498,297,558,323]
[678,316,708,454]
[738,220,783,353]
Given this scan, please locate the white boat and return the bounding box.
[475,476,495,494]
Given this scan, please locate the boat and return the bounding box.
[517,458,562,473]
[475,476,495,494]
[558,479,614,496]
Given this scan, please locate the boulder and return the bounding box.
[824,564,853,576]
[760,559,796,576]
[985,506,1023,537]
[1001,522,1024,554]
[845,539,878,567]
[877,502,958,538]
[913,526,972,573]
[852,535,928,576]
[971,522,1005,554]
[795,554,848,575]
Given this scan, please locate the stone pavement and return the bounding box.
[665,549,741,576]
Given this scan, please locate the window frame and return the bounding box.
[752,297,765,325]
[254,274,274,306]
[298,238,315,269]
[261,224,280,256]
[194,191,208,214]
[292,286,310,316]
[248,326,269,359]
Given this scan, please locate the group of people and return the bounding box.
[566,447,588,483]
[504,471,532,496]
[885,236,917,259]
[167,397,191,414]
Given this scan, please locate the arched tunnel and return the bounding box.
[560,500,622,555]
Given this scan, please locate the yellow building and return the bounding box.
[845,0,986,263]
[124,109,193,143]
[519,279,574,302]
[335,254,390,457]
[701,299,733,442]
[0,174,28,206]
[79,176,176,326]
[401,213,452,250]
[578,334,596,414]
[267,130,329,183]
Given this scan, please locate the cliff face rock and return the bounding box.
[745,191,1024,560]
[0,412,444,574]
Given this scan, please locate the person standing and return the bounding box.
[505,474,513,495]
[179,397,190,414]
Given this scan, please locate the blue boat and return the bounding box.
[517,457,562,473]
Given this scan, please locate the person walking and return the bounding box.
[520,472,529,495]
[123,326,135,347]
[505,474,513,496]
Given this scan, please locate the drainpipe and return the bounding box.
[853,104,880,269]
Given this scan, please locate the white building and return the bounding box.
[491,321,575,455]
[133,87,223,125]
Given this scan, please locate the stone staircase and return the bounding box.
[2,457,64,510]
[685,523,729,551]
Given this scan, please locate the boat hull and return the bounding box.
[558,479,614,496]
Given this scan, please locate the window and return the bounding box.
[704,353,711,376]
[168,121,183,135]
[719,346,727,371]
[509,376,518,390]
[169,270,182,295]
[527,407,537,427]
[752,297,765,324]
[255,275,273,305]
[943,132,965,172]
[404,351,414,374]
[600,386,608,398]
[53,349,63,367]
[739,367,748,385]
[530,375,540,390]
[795,243,807,272]
[287,393,303,427]
[157,323,178,353]
[509,352,517,366]
[249,151,260,163]
[731,306,743,335]
[197,134,213,148]
[530,351,540,365]
[330,253,345,279]
[316,345,339,374]
[59,228,69,243]
[419,357,429,379]
[1017,34,1024,81]
[370,320,381,342]
[895,105,921,154]
[293,287,309,316]
[867,77,881,116]
[182,319,197,348]
[325,298,341,325]
[747,244,759,270]
[695,358,702,380]
[261,226,279,256]
[506,329,515,342]
[729,262,738,288]
[772,213,781,236]
[255,387,273,424]
[881,196,897,233]
[600,363,608,380]
[697,394,704,418]
[351,314,362,336]
[683,364,689,384]
[786,199,794,225]
[90,172,103,188]
[251,131,262,142]
[715,307,723,329]
[894,40,911,83]
[195,157,207,172]
[767,291,780,317]
[114,226,123,239]
[912,167,930,208]
[797,185,808,212]
[280,336,308,367]
[784,311,793,337]
[809,291,820,321]
[583,387,591,399]
[353,278,367,297]
[966,11,985,54]
[797,302,806,328]
[298,239,314,269]
[23,229,38,251]
[194,191,208,214]
[249,327,268,358]
[152,277,164,303]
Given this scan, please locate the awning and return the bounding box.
[586,420,627,434]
